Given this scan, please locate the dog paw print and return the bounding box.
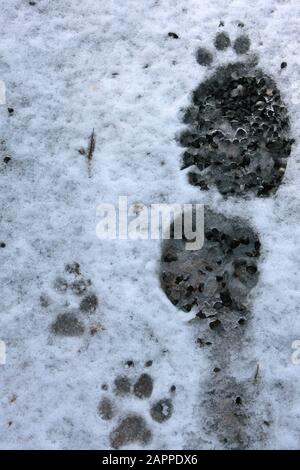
[44,262,101,337]
[97,365,174,449]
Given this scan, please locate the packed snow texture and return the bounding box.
[1,0,300,449]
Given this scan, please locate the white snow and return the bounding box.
[1,0,300,449]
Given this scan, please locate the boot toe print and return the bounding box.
[182,32,293,197]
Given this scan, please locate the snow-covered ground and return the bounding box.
[1,0,300,449]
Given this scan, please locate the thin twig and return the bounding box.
[84,128,96,177]
[87,128,96,162]
[254,363,260,384]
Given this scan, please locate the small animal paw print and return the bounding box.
[97,362,175,449]
[42,262,102,337]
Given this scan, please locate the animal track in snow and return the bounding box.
[42,262,102,337]
[161,208,260,330]
[159,25,288,448]
[180,30,294,197]
[98,363,175,449]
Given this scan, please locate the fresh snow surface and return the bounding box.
[1,0,300,449]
